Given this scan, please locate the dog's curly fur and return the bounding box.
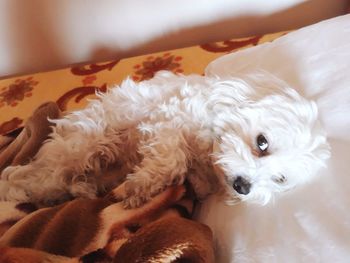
[0,71,330,207]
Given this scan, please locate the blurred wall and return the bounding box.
[0,0,347,77]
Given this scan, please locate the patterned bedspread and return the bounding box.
[0,31,287,135]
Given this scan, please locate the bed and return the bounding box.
[0,14,349,263]
[197,14,350,263]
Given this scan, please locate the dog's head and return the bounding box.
[210,73,330,204]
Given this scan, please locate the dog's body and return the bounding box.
[0,71,330,207]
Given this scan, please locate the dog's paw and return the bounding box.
[1,165,22,180]
[121,179,165,209]
[122,180,151,209]
[122,194,150,209]
[0,181,10,200]
[0,180,29,202]
[105,182,128,203]
[69,182,98,199]
[1,165,37,182]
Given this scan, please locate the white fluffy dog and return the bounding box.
[0,71,330,207]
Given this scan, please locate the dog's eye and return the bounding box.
[257,134,268,152]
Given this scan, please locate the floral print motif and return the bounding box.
[200,36,261,53]
[0,77,38,108]
[71,61,119,76]
[56,84,107,111]
[132,53,183,81]
[82,75,97,86]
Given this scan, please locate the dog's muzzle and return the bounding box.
[232,176,251,195]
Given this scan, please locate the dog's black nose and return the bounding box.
[233,176,251,195]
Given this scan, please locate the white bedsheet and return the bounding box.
[197,14,350,263]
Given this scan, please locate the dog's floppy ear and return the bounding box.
[210,71,304,111]
[291,99,319,126]
[238,71,320,127]
[249,76,301,102]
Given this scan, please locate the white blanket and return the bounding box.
[197,14,350,263]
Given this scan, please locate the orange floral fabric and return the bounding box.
[0,31,288,135]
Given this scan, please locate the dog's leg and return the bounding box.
[0,110,131,203]
[118,124,189,208]
[0,180,29,202]
[0,130,122,203]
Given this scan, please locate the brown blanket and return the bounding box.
[0,102,214,263]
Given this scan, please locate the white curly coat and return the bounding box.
[0,71,330,207]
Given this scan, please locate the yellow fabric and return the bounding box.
[0,31,288,135]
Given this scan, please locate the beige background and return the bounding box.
[0,0,347,78]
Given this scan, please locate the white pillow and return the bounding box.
[197,14,350,263]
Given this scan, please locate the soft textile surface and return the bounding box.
[0,102,60,172]
[0,186,214,263]
[0,103,214,263]
[0,32,285,135]
[197,14,350,263]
